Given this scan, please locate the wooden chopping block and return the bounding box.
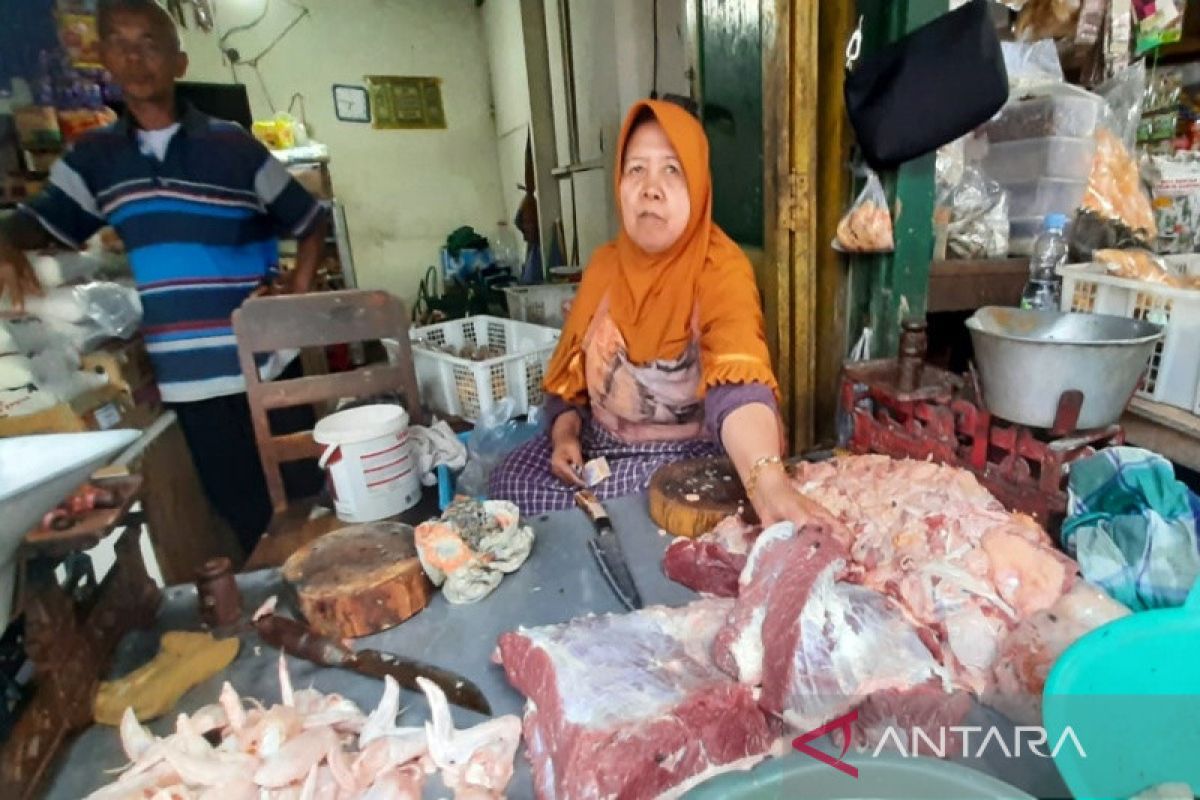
[649,457,751,539]
[281,522,432,639]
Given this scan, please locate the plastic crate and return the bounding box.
[1059,256,1200,411]
[502,283,579,328]
[409,316,560,422]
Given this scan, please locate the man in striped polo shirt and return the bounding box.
[0,0,327,554]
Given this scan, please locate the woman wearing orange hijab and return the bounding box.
[491,100,827,529]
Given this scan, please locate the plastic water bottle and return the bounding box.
[1020,213,1068,311]
[491,221,521,274]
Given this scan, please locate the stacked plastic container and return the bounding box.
[980,86,1107,255]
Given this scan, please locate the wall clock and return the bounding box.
[332,84,370,123]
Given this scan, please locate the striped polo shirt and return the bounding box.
[19,101,321,402]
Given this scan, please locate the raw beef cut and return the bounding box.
[711,523,846,685]
[661,515,759,598]
[851,682,974,754]
[495,599,778,800]
[674,456,1081,696]
[989,581,1130,724]
[712,523,949,731]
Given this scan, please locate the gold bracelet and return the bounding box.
[745,455,784,499]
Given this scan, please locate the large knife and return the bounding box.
[574,490,643,611]
[253,613,492,715]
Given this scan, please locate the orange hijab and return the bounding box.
[544,100,777,405]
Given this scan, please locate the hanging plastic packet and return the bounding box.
[833,168,895,253]
[1134,0,1184,55]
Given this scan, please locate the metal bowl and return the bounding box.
[965,307,1163,430]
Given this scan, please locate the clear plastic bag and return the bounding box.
[833,168,894,253]
[942,165,1011,259]
[73,282,143,340]
[1074,62,1156,245]
[1001,39,1065,91]
[1096,60,1148,149]
[455,398,542,498]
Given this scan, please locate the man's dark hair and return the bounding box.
[98,0,180,49]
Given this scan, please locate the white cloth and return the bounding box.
[22,287,90,324]
[136,123,181,162]
[26,252,104,289]
[408,420,469,487]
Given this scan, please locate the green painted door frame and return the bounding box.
[846,0,943,359]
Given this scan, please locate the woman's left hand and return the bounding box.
[750,467,841,532]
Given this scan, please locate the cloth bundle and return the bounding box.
[1063,446,1200,610]
[415,499,534,604]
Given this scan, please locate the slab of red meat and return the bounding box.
[710,522,949,733]
[851,682,974,755]
[495,599,778,800]
[711,523,844,685]
[661,515,759,598]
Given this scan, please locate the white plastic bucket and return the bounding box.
[313,404,420,523]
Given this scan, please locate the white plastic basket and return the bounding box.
[502,284,579,328]
[1059,255,1200,412]
[409,315,560,422]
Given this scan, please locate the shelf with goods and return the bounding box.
[272,144,357,291]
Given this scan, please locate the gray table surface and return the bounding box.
[44,494,694,800]
[44,494,1066,799]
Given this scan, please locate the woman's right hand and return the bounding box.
[550,410,587,487]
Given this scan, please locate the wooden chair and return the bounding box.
[232,290,425,570]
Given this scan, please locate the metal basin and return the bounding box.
[966,307,1163,430]
[0,430,139,626]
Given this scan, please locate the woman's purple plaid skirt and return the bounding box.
[488,417,721,513]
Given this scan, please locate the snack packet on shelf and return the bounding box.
[1145,153,1200,255]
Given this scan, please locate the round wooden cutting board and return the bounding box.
[648,457,752,539]
[281,522,432,639]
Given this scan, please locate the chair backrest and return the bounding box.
[232,290,425,512]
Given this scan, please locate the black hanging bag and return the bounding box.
[844,0,1009,169]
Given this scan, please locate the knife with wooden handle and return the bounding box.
[574,490,643,612]
[253,613,492,715]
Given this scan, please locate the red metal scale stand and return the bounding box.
[841,321,1123,533]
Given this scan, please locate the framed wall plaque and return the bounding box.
[365,76,446,130]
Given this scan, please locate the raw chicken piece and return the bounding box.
[198,777,259,800]
[990,581,1131,724]
[254,726,339,788]
[419,676,522,797]
[219,682,247,733]
[352,732,428,788]
[360,765,425,799]
[120,706,156,761]
[360,675,412,746]
[85,762,180,800]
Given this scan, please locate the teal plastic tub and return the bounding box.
[1043,580,1200,800]
[683,754,1035,800]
